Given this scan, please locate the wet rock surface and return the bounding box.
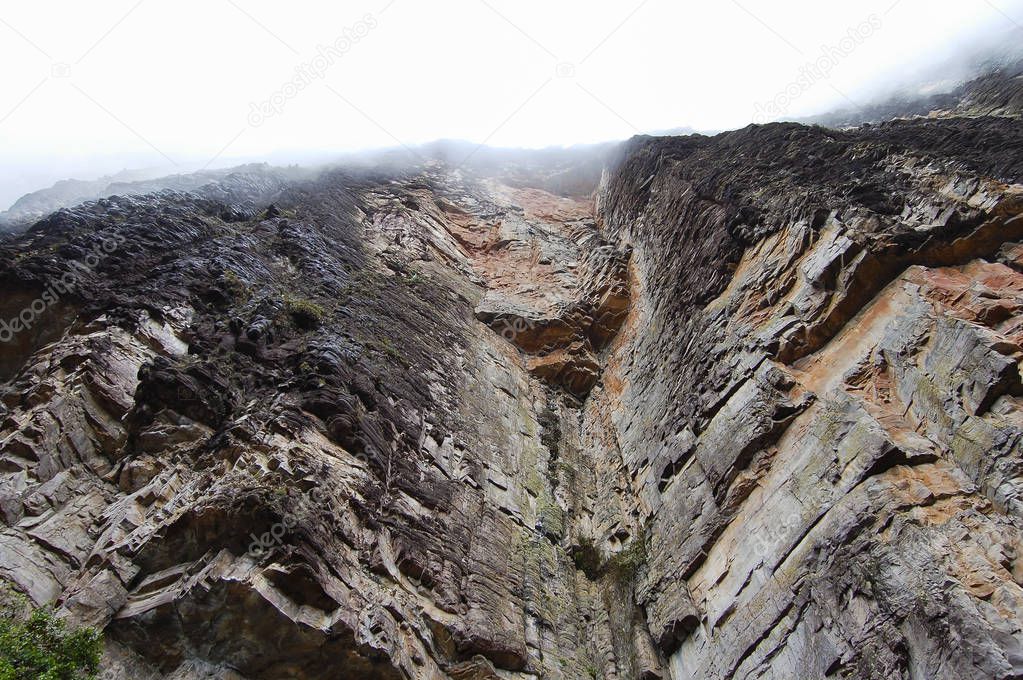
[1,110,1022,680]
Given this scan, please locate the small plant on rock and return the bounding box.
[0,584,103,680]
[606,536,648,583]
[283,293,326,330]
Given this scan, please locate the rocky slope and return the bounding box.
[0,164,329,235]
[804,53,1023,128]
[1,109,1023,679]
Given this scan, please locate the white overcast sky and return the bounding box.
[1,0,1022,208]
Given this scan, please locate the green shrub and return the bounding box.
[570,535,648,583]
[606,537,647,582]
[283,294,326,330]
[222,269,249,300]
[0,588,102,680]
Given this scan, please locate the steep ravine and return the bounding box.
[1,113,1023,680]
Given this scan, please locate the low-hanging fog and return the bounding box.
[1,0,1022,210]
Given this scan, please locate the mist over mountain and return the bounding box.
[2,4,1023,680]
[6,15,1022,225]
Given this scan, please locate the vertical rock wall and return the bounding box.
[591,117,1023,679]
[1,114,1022,679]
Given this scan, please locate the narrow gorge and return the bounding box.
[1,68,1023,679]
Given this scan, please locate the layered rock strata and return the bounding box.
[0,113,1022,679]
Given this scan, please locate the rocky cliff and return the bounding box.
[2,100,1023,678]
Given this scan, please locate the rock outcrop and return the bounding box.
[2,104,1023,678]
[596,116,1023,679]
[804,50,1023,128]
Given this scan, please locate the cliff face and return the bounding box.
[597,117,1023,679]
[1,111,1023,680]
